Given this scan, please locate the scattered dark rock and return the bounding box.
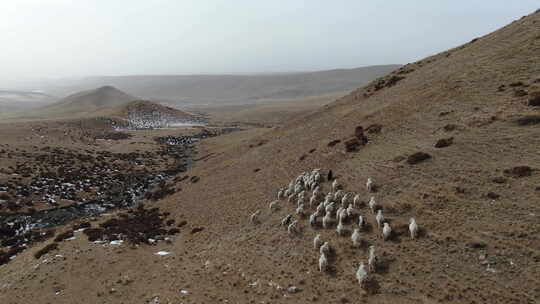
[497,84,506,92]
[95,132,132,141]
[344,138,361,152]
[54,230,74,242]
[0,246,25,265]
[386,75,405,87]
[509,81,524,87]
[373,75,405,91]
[407,152,432,165]
[253,168,261,172]
[513,89,528,97]
[455,186,467,194]
[72,221,91,230]
[354,126,369,144]
[190,227,204,234]
[504,166,533,178]
[443,124,458,132]
[327,139,341,147]
[88,206,179,245]
[470,38,479,43]
[468,239,487,249]
[190,176,200,183]
[167,228,180,235]
[491,176,507,184]
[434,137,454,148]
[439,111,453,117]
[515,115,540,126]
[365,124,382,134]
[392,155,406,162]
[34,243,58,259]
[299,154,307,161]
[84,228,105,242]
[308,148,316,153]
[145,181,176,201]
[528,91,540,106]
[486,192,500,200]
[177,220,187,227]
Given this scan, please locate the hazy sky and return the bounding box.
[0,0,538,79]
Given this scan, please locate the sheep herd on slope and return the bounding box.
[249,169,420,290]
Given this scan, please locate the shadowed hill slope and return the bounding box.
[30,86,138,118]
[1,11,540,304]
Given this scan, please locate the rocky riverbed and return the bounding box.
[0,127,241,265]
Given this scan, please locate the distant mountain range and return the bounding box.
[15,65,401,107]
[0,90,56,113]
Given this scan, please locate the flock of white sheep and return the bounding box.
[250,169,420,290]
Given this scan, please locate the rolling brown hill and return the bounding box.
[16,86,139,119]
[1,10,540,304]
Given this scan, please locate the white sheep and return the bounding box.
[325,202,335,214]
[277,189,284,200]
[382,222,392,241]
[368,246,376,272]
[309,195,317,207]
[322,213,333,229]
[312,186,321,199]
[296,204,306,216]
[338,208,347,223]
[320,241,330,256]
[288,220,299,236]
[269,200,279,211]
[366,178,374,192]
[325,192,334,202]
[284,188,292,198]
[335,206,344,221]
[409,218,418,240]
[309,213,318,227]
[375,210,384,229]
[281,214,292,227]
[368,196,377,214]
[288,181,295,191]
[341,193,350,208]
[316,202,325,214]
[313,233,323,249]
[336,220,346,236]
[351,228,362,247]
[294,183,303,194]
[358,215,365,229]
[319,253,328,272]
[332,179,340,192]
[356,263,368,287]
[346,204,356,218]
[250,210,261,224]
[297,197,305,207]
[353,194,361,208]
[334,189,344,201]
[288,193,296,203]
